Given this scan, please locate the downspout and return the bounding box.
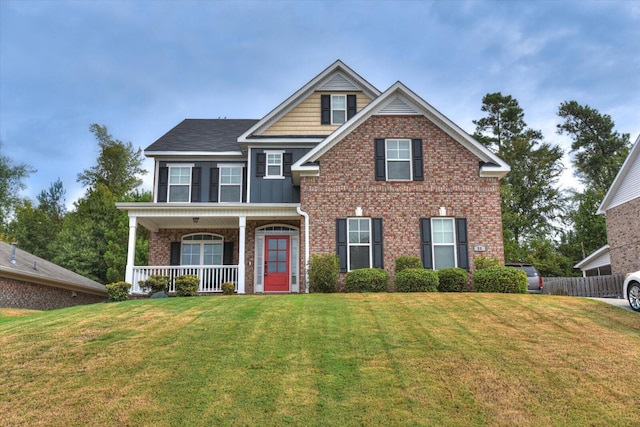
[296,206,310,293]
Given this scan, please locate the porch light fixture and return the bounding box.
[192,217,199,224]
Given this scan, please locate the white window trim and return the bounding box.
[347,217,372,271]
[181,233,224,266]
[431,218,457,270]
[264,150,285,179]
[254,225,300,293]
[385,139,412,181]
[218,164,244,203]
[331,94,347,125]
[168,164,194,203]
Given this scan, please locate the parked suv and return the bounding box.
[506,263,543,292]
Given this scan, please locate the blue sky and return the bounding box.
[1,0,639,208]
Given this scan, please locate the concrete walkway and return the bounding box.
[587,297,638,313]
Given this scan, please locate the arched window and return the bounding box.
[181,234,224,266]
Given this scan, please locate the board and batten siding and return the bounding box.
[249,148,310,203]
[261,91,372,136]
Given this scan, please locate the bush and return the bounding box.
[473,267,528,294]
[394,255,423,273]
[221,282,235,295]
[175,274,199,297]
[437,268,468,292]
[395,268,439,292]
[345,268,390,293]
[105,281,131,302]
[138,275,169,295]
[309,254,339,293]
[474,256,501,270]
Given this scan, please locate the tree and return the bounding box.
[557,101,631,193]
[473,93,566,253]
[0,142,35,228]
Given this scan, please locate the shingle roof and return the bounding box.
[0,241,106,295]
[145,119,259,153]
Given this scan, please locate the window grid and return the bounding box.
[386,139,412,181]
[219,166,242,202]
[181,234,224,266]
[266,152,283,177]
[431,218,457,270]
[331,95,347,125]
[347,218,371,271]
[168,166,191,202]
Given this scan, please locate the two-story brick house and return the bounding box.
[117,61,510,294]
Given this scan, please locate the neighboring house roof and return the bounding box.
[598,134,640,214]
[238,60,381,142]
[291,81,510,180]
[0,241,106,296]
[145,119,259,155]
[574,244,611,270]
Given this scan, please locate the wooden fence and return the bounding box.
[542,274,625,298]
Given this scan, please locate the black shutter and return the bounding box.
[209,167,219,202]
[321,94,331,124]
[157,167,168,202]
[336,218,347,273]
[191,167,201,202]
[347,94,357,120]
[256,153,266,177]
[456,218,469,271]
[223,242,234,265]
[242,166,248,202]
[374,138,386,181]
[420,218,433,269]
[283,152,293,177]
[170,242,181,266]
[412,139,424,181]
[372,218,384,269]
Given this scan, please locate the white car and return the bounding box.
[623,271,640,312]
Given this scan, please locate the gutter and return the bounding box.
[296,206,310,293]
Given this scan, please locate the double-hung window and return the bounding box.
[181,234,223,266]
[386,139,412,180]
[348,218,371,270]
[431,218,456,270]
[219,166,242,202]
[168,166,191,202]
[331,95,347,125]
[266,152,283,178]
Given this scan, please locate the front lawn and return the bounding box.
[1,293,639,426]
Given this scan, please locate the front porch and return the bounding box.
[116,202,308,295]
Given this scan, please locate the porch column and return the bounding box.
[237,216,246,294]
[125,215,137,285]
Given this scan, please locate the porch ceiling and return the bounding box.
[116,202,302,232]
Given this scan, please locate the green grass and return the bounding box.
[1,293,639,426]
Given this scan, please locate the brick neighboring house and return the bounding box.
[0,241,107,310]
[589,134,640,275]
[117,60,510,294]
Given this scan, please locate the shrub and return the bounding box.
[221,282,235,295]
[395,268,439,292]
[437,268,468,292]
[394,255,423,274]
[138,275,169,295]
[175,274,199,297]
[474,256,501,270]
[345,268,389,293]
[309,254,339,293]
[473,267,528,294]
[105,281,131,302]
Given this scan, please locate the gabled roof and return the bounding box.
[574,244,610,270]
[291,81,510,179]
[145,119,259,155]
[598,134,640,214]
[238,60,381,142]
[0,241,106,296]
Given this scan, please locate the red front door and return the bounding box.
[264,236,290,292]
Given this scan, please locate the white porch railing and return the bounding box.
[131,265,238,294]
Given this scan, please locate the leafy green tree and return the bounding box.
[557,101,631,193]
[0,142,35,228]
[473,93,566,248]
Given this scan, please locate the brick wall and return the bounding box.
[606,197,640,274]
[0,277,106,310]
[300,115,505,283]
